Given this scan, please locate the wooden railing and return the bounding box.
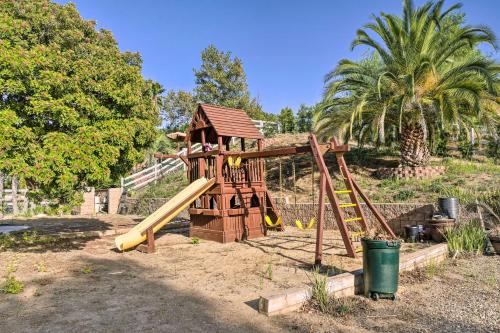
[223,159,263,183]
[189,154,263,185]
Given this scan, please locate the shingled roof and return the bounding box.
[188,104,264,144]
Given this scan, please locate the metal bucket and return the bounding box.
[438,197,459,219]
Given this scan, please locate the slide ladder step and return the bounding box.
[335,190,352,194]
[350,231,365,238]
[344,217,362,223]
[339,203,357,208]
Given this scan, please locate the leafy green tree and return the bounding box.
[296,104,315,133]
[162,90,197,131]
[193,45,265,119]
[318,0,498,166]
[0,1,159,204]
[279,107,296,133]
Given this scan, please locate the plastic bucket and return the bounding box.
[438,197,459,219]
[362,238,401,300]
[404,225,419,243]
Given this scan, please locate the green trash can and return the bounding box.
[362,238,401,301]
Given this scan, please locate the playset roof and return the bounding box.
[188,104,264,143]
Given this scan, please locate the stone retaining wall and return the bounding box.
[277,202,481,234]
[123,197,481,235]
[123,197,190,218]
[377,166,446,179]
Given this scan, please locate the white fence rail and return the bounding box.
[1,189,29,215]
[121,143,204,191]
[252,119,281,134]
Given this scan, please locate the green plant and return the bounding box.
[35,261,47,273]
[22,231,38,244]
[0,235,15,250]
[458,134,475,160]
[393,189,415,201]
[486,135,500,162]
[445,220,487,256]
[6,258,18,274]
[191,237,200,245]
[264,263,273,281]
[425,260,445,278]
[433,131,450,157]
[81,266,92,274]
[1,275,24,294]
[309,268,329,313]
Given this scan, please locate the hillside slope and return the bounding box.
[131,133,499,215]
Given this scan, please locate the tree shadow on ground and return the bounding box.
[0,256,287,333]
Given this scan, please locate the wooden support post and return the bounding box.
[187,140,192,181]
[146,227,155,253]
[315,173,326,266]
[218,136,224,152]
[199,130,206,178]
[309,135,356,258]
[240,138,246,151]
[137,227,156,253]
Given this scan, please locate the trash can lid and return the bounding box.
[362,238,401,249]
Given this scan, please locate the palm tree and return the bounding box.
[318,0,498,166]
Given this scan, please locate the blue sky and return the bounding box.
[54,0,498,115]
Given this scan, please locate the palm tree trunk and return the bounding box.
[400,123,430,166]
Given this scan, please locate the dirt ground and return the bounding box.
[280,256,500,333]
[0,216,495,333]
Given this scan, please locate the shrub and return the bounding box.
[486,136,500,162]
[309,268,329,312]
[457,134,475,160]
[1,275,24,294]
[81,266,93,274]
[445,220,487,256]
[393,189,415,201]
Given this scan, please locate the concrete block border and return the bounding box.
[258,243,448,316]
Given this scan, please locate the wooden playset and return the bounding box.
[185,104,395,262]
[116,104,395,264]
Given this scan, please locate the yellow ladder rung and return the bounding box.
[344,217,362,223]
[339,203,357,208]
[355,246,363,253]
[351,231,365,238]
[335,190,352,194]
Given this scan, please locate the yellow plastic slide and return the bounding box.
[115,177,215,251]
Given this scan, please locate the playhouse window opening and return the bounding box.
[250,194,260,207]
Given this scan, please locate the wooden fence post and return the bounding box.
[0,172,3,218]
[12,175,18,215]
[22,190,29,213]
